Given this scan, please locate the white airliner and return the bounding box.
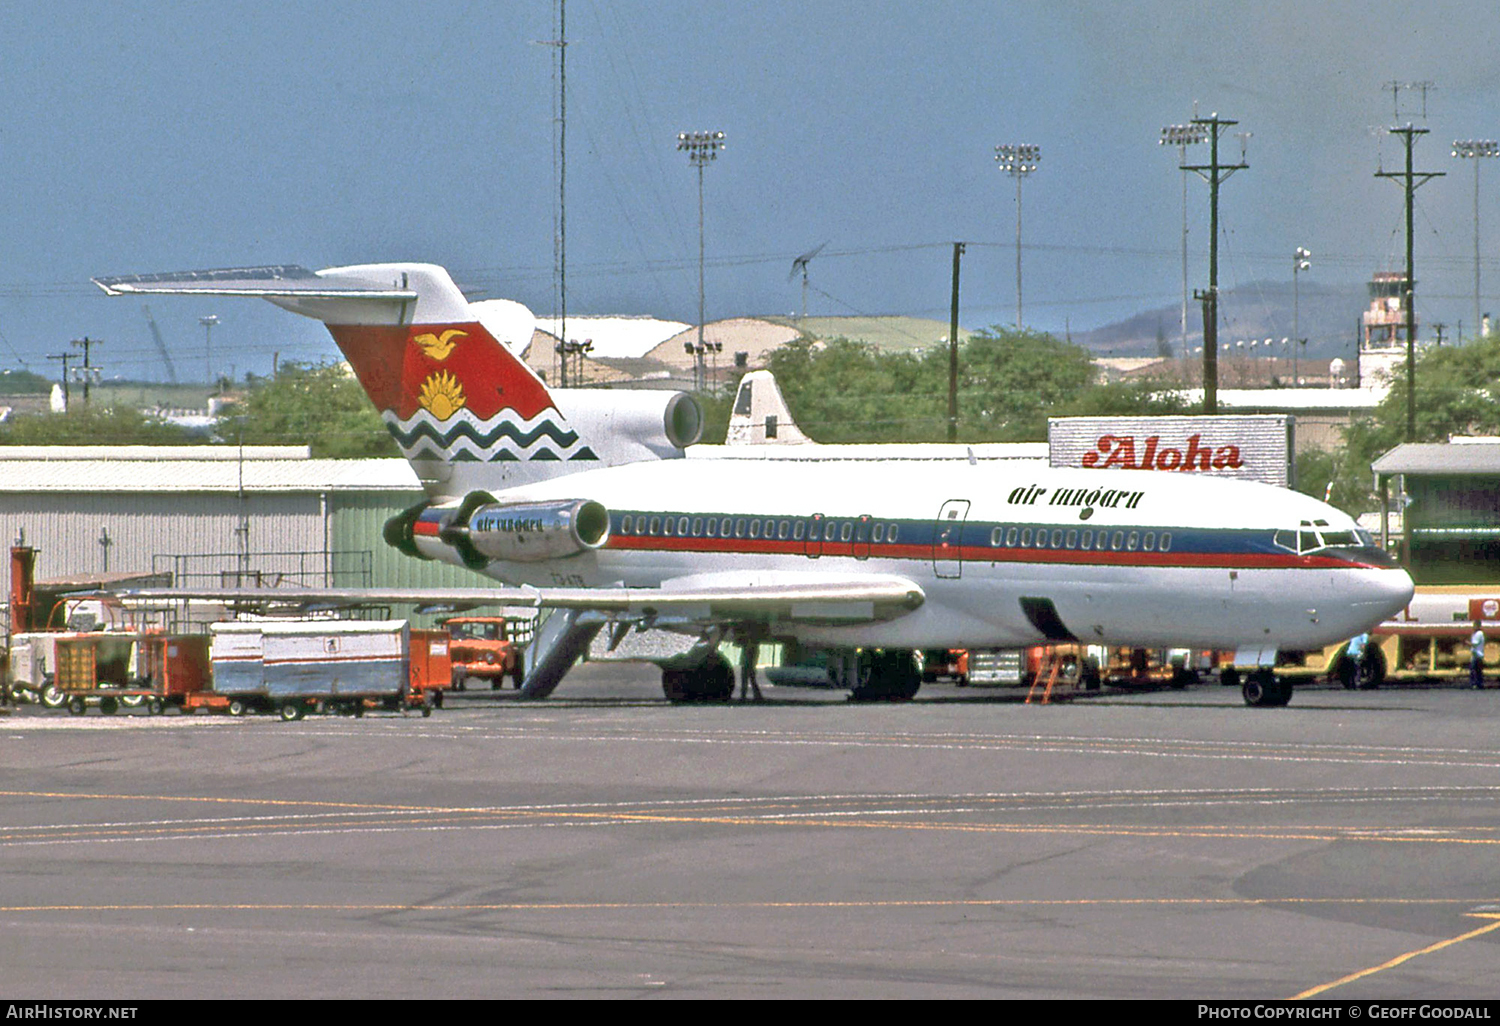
[95,263,1413,706]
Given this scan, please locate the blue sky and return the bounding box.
[1,0,1498,381]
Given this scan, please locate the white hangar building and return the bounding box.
[0,446,480,637]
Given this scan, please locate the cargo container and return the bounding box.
[209,620,419,720]
[8,630,213,715]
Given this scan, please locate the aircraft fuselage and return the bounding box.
[412,458,1413,653]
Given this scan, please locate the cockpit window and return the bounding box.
[1274,520,1369,555]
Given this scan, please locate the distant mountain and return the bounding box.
[1071,280,1373,362]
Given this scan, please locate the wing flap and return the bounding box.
[116,572,924,625]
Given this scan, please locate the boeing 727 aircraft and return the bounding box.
[95,263,1414,706]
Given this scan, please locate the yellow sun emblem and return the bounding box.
[417,371,466,420]
[412,329,467,361]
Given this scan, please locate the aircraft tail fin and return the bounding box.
[725,369,812,445]
[94,264,603,490]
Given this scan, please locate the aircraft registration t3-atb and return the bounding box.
[95,263,1413,706]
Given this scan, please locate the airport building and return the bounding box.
[0,445,478,638]
[1372,440,1500,585]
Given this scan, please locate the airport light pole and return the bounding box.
[677,129,725,390]
[1292,247,1310,385]
[1452,139,1497,340]
[199,314,219,386]
[994,144,1040,329]
[1160,123,1208,356]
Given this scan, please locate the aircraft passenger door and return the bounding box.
[853,515,872,560]
[805,513,825,559]
[932,499,970,579]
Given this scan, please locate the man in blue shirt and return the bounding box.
[1470,621,1487,690]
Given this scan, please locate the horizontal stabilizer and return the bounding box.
[93,265,417,301]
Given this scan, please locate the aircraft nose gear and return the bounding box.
[1241,668,1292,707]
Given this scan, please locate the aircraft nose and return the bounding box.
[1360,567,1415,624]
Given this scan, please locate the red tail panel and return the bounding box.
[326,323,594,464]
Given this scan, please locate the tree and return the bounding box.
[1305,337,1500,512]
[764,337,941,442]
[0,404,196,445]
[230,362,398,458]
[752,326,1191,444]
[0,369,53,395]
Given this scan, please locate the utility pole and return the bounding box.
[1452,139,1497,340]
[1181,113,1248,415]
[994,144,1039,329]
[543,0,568,384]
[947,242,965,443]
[47,350,76,408]
[70,337,102,404]
[1376,125,1443,442]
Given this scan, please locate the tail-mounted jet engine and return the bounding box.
[387,492,611,569]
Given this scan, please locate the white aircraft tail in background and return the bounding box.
[726,370,811,445]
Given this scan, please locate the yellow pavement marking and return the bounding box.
[1292,913,1500,999]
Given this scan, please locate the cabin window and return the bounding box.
[678,517,690,536]
[876,524,889,544]
[840,521,854,543]
[1036,529,1051,549]
[692,517,703,536]
[990,527,1002,546]
[1005,527,1018,546]
[721,517,734,537]
[1126,531,1139,551]
[1051,529,1064,548]
[1020,528,1032,546]
[776,520,789,540]
[1080,529,1093,549]
[1097,532,1111,551]
[1142,531,1156,552]
[735,519,747,538]
[889,524,899,543]
[749,519,762,539]
[663,518,676,537]
[1160,532,1172,552]
[621,515,634,534]
[1111,531,1125,551]
[705,519,718,538]
[793,520,806,541]
[649,516,662,535]
[1066,529,1077,549]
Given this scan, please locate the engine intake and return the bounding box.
[438,494,611,566]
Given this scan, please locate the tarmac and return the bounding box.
[3,664,1499,999]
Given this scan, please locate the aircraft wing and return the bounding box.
[115,571,925,625]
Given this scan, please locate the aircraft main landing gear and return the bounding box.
[846,649,921,702]
[661,652,735,703]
